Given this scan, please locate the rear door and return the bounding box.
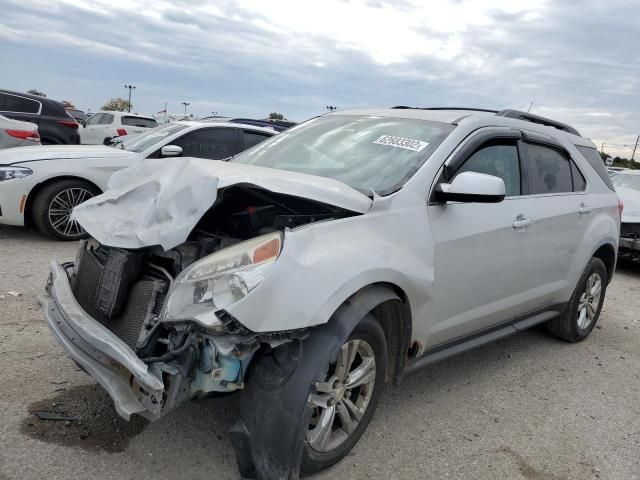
[518,133,589,304]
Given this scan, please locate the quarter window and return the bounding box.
[172,128,238,160]
[455,141,521,196]
[525,143,573,194]
[571,162,586,191]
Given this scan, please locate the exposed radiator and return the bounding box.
[73,247,166,350]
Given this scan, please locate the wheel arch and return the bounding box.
[24,176,103,227]
[592,242,616,284]
[333,282,412,385]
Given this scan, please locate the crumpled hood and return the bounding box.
[0,144,135,165]
[72,157,372,250]
[617,186,640,223]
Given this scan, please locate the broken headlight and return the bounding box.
[163,232,282,327]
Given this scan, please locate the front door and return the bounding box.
[427,136,535,347]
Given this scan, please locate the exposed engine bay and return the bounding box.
[67,185,356,408]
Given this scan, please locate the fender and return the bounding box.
[228,286,400,480]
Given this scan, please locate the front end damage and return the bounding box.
[40,181,361,421]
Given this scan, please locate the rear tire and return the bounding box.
[300,314,387,475]
[32,179,100,240]
[547,257,607,342]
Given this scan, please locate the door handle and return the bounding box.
[513,215,532,229]
[579,203,592,215]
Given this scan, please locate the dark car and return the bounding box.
[66,109,88,124]
[0,89,80,145]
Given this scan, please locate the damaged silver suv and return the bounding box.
[41,107,620,479]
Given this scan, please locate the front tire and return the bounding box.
[301,314,387,475]
[32,179,100,240]
[547,257,607,342]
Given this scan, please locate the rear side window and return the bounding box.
[525,143,573,194]
[576,145,615,191]
[0,93,40,114]
[455,141,521,196]
[242,130,272,150]
[86,113,103,125]
[122,116,158,128]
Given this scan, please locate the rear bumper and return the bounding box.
[40,262,166,420]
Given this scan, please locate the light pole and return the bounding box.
[124,85,136,112]
[211,111,218,116]
[326,105,337,112]
[182,102,190,115]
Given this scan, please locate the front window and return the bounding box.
[118,123,189,153]
[231,115,453,194]
[612,174,640,192]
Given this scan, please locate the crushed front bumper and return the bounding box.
[39,262,166,420]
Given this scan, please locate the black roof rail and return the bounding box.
[496,109,581,137]
[392,106,499,113]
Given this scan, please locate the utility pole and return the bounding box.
[631,135,639,162]
[527,101,533,113]
[600,142,605,153]
[124,84,136,112]
[182,102,190,115]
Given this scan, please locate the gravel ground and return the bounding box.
[1,225,639,480]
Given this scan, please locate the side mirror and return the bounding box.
[161,145,183,157]
[435,171,505,203]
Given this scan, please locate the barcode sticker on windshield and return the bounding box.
[373,135,429,152]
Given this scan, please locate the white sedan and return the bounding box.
[79,111,159,145]
[0,114,40,149]
[0,121,276,239]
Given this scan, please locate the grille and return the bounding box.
[621,223,640,238]
[73,248,166,350]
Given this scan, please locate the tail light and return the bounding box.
[58,120,79,129]
[5,129,40,141]
[116,128,127,136]
[618,198,624,217]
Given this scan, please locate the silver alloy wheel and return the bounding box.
[306,339,376,453]
[577,272,602,329]
[48,187,93,237]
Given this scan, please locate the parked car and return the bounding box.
[228,118,297,132]
[0,89,79,145]
[79,111,159,145]
[0,114,40,149]
[610,170,640,258]
[66,109,88,124]
[0,121,276,239]
[40,107,620,479]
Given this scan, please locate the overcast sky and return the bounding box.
[1,0,638,157]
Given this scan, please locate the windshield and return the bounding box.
[612,173,640,192]
[231,115,453,194]
[118,123,188,153]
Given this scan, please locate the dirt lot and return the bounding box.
[1,225,639,480]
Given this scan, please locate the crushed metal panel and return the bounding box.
[72,157,372,250]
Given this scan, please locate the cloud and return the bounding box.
[0,0,637,156]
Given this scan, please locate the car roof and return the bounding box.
[174,120,277,134]
[95,111,155,119]
[330,107,593,147]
